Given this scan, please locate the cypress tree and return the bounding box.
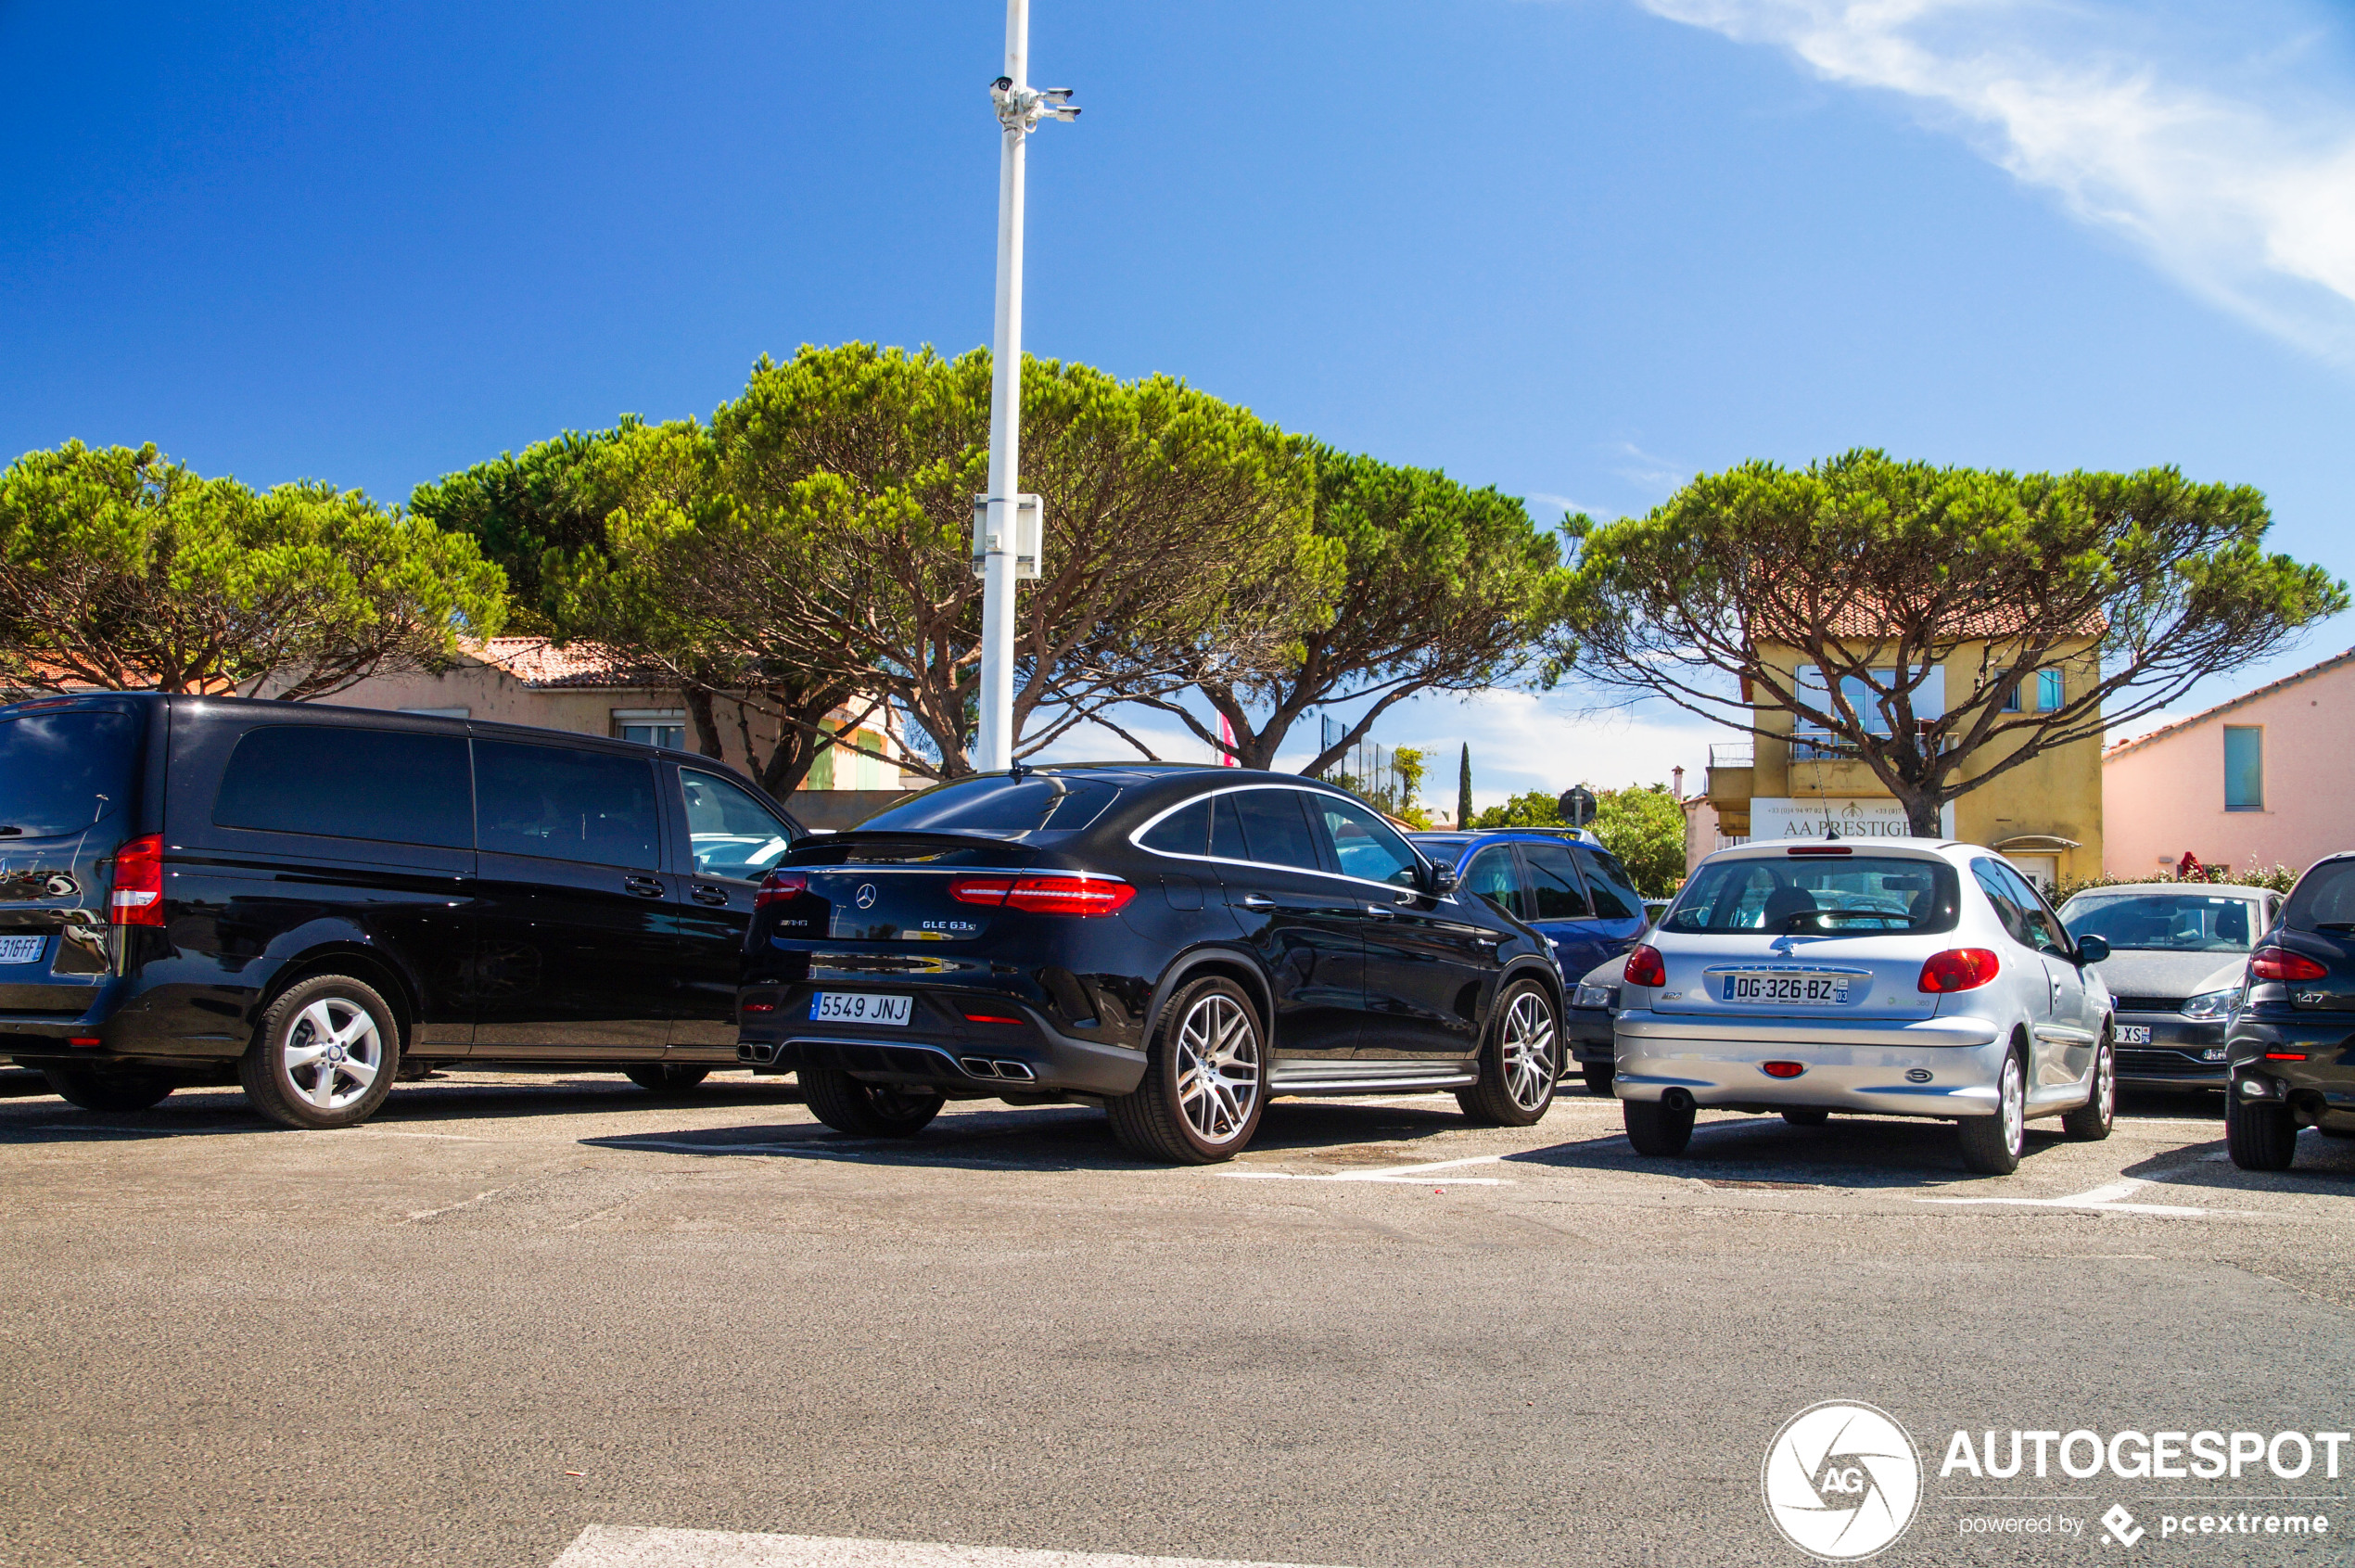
[1457,744,1473,829]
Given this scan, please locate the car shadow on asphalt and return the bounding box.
[1507,1112,2023,1189]
[2120,1130,2355,1192]
[579,1095,1490,1174]
[0,1074,806,1141]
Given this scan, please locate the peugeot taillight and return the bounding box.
[1623,944,1666,988]
[753,871,808,909]
[1918,948,2001,993]
[108,834,164,927]
[2251,946,2328,983]
[951,874,1134,916]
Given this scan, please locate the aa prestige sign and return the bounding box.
[1749,797,1956,841]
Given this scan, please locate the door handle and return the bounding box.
[624,875,666,899]
[1238,894,1275,910]
[1362,903,1395,920]
[691,883,730,907]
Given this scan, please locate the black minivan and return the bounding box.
[0,693,804,1128]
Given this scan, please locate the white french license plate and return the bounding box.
[0,935,45,964]
[2115,1025,2152,1044]
[808,991,912,1026]
[1723,972,1851,1004]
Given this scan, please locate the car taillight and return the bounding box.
[1918,948,2000,992]
[952,874,1134,916]
[1761,1061,1806,1078]
[108,834,165,926]
[1623,944,1666,988]
[754,871,808,908]
[2251,946,2328,982]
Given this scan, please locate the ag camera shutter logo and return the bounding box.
[1763,1400,1922,1560]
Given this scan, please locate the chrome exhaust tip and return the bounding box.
[992,1061,1036,1081]
[960,1056,1001,1078]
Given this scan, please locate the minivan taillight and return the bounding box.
[950,874,1135,916]
[2252,946,2328,982]
[1623,944,1666,988]
[753,871,808,909]
[1918,948,2000,992]
[108,834,165,926]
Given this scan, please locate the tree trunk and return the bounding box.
[1898,789,1944,838]
[683,686,725,759]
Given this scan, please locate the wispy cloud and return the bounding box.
[1610,439,1688,493]
[1634,0,2355,363]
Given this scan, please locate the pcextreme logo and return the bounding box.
[1763,1401,1924,1561]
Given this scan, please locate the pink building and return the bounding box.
[2103,648,2355,881]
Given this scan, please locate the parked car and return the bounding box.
[2056,882,2279,1091]
[2222,852,2355,1170]
[1613,837,2115,1174]
[0,693,805,1128]
[1566,955,1623,1094]
[735,767,1565,1163]
[1407,829,1649,991]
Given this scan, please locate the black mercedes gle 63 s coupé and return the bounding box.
[735,765,1565,1163]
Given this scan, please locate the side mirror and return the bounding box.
[2075,934,2109,965]
[1425,860,1459,895]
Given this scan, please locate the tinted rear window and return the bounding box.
[213,726,472,848]
[1663,855,1960,935]
[475,740,658,868]
[1230,788,1322,872]
[0,708,141,838]
[1521,842,1593,920]
[860,774,1123,838]
[1577,847,1645,921]
[2285,861,2355,931]
[1140,797,1211,855]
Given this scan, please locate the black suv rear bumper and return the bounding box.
[737,995,1146,1099]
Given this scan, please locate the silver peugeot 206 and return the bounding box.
[1614,837,2116,1174]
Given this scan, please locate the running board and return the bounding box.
[1268,1070,1477,1094]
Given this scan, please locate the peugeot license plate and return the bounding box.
[1723,972,1851,1004]
[2115,1025,2151,1044]
[0,935,45,964]
[808,992,912,1026]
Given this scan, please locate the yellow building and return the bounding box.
[1702,631,2104,893]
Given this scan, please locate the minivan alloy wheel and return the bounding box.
[284,998,383,1111]
[1174,992,1261,1145]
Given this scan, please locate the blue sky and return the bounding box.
[5,1,2351,807]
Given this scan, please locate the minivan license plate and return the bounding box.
[2114,1025,2151,1044]
[808,992,912,1026]
[0,935,43,964]
[1724,973,1849,1004]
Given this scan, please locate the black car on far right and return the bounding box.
[734,766,1566,1164]
[2225,851,2355,1169]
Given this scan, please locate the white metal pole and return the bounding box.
[976,0,1029,774]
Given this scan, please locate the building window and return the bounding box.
[1994,669,2020,712]
[2037,669,2064,710]
[612,708,688,751]
[2224,725,2263,811]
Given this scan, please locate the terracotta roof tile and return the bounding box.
[470,638,671,690]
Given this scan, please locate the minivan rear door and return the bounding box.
[470,739,679,1056]
[0,703,147,1015]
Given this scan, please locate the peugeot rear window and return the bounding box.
[1662,855,1960,936]
[859,773,1123,839]
[0,708,141,839]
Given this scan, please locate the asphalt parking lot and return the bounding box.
[2,1069,2350,1568]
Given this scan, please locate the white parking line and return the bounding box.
[551,1527,1342,1568]
[1916,1177,2207,1217]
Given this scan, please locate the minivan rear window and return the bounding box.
[0,708,140,838]
[860,774,1123,838]
[214,726,472,848]
[2285,860,2355,932]
[1662,855,1960,936]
